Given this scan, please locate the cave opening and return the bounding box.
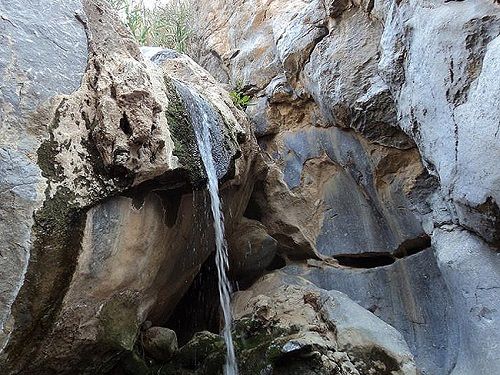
[165,253,221,346]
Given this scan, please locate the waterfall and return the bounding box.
[176,79,237,374]
[193,113,238,375]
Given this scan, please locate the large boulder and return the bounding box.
[230,271,418,375]
[0,0,256,373]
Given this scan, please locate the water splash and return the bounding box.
[193,114,238,375]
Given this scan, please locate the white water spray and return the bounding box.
[194,113,238,375]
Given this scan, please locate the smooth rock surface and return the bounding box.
[282,250,459,374]
[0,0,87,352]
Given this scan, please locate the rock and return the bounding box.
[282,249,458,374]
[0,0,255,373]
[194,1,500,373]
[230,271,417,375]
[0,0,87,353]
[227,217,278,281]
[175,331,225,368]
[378,0,500,247]
[165,270,418,374]
[432,226,500,375]
[143,327,178,362]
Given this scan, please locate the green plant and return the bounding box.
[229,81,252,110]
[107,0,193,53]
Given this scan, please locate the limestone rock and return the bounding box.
[227,217,278,281]
[282,249,457,374]
[0,0,254,373]
[0,0,87,353]
[231,271,418,375]
[142,327,178,362]
[193,1,500,374]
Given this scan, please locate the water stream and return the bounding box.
[172,79,239,374]
[193,113,238,375]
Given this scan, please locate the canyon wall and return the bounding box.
[0,0,499,374]
[192,0,500,374]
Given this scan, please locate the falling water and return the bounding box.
[193,112,238,375]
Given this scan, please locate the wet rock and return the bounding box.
[176,331,225,368]
[143,327,178,362]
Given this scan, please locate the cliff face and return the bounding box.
[192,0,500,374]
[0,0,499,374]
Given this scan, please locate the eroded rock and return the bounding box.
[143,327,179,362]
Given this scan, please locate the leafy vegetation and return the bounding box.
[229,80,252,110]
[107,0,193,53]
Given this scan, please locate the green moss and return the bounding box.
[119,351,151,375]
[37,99,67,183]
[1,98,90,372]
[163,77,205,185]
[175,331,225,368]
[98,292,140,351]
[3,185,87,372]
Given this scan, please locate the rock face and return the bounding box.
[192,0,500,374]
[0,0,255,373]
[1,0,499,374]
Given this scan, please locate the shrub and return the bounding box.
[107,0,193,53]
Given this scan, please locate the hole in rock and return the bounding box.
[157,190,183,228]
[166,254,221,345]
[119,113,133,136]
[394,234,431,258]
[266,253,287,271]
[243,180,265,221]
[334,253,396,268]
[124,169,192,209]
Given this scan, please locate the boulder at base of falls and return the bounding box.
[142,327,179,362]
[160,271,417,375]
[231,271,418,375]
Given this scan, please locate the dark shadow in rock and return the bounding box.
[166,254,221,346]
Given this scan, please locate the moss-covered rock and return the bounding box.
[143,327,179,362]
[98,292,141,352]
[175,331,225,368]
[164,77,205,185]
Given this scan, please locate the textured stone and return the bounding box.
[432,227,500,375]
[282,249,458,375]
[194,2,500,375]
[379,0,500,247]
[142,327,178,361]
[0,1,254,373]
[232,271,418,375]
[0,0,87,352]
